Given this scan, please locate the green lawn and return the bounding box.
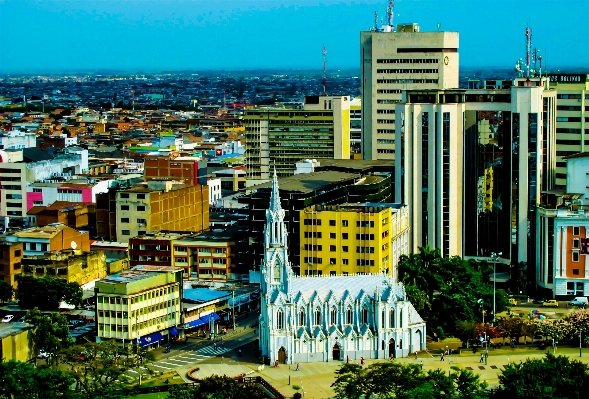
[127,393,169,399]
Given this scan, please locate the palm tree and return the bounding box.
[398,245,442,303]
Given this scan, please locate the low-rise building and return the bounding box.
[0,241,24,287]
[0,324,34,362]
[95,266,183,347]
[3,224,90,256]
[22,250,107,286]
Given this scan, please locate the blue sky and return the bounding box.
[0,0,587,73]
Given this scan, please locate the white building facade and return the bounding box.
[258,170,425,364]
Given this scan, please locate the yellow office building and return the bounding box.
[299,203,409,279]
[95,266,183,346]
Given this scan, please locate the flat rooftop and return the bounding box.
[97,270,159,285]
[0,323,31,339]
[312,158,394,170]
[183,288,231,303]
[248,171,359,194]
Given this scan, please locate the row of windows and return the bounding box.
[97,287,178,305]
[376,99,399,104]
[556,128,581,133]
[377,139,395,144]
[377,129,395,134]
[377,68,438,74]
[557,94,582,99]
[377,119,395,124]
[0,168,21,173]
[557,117,582,122]
[197,269,227,275]
[98,313,176,332]
[557,105,583,111]
[377,58,439,64]
[377,149,395,154]
[57,189,82,194]
[130,244,170,251]
[305,219,377,228]
[377,109,395,114]
[120,193,146,199]
[376,89,402,94]
[121,218,147,224]
[277,307,402,330]
[121,204,146,211]
[377,79,438,84]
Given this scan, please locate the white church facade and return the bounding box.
[258,171,426,364]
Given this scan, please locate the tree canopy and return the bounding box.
[0,280,13,303]
[25,307,73,357]
[398,246,508,337]
[0,360,78,399]
[17,275,83,309]
[493,353,589,399]
[331,362,488,399]
[168,375,267,399]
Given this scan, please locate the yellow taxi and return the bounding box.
[542,299,559,307]
[508,298,517,306]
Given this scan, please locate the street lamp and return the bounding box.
[477,299,484,324]
[491,252,502,325]
[580,328,583,358]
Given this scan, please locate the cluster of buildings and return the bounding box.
[1,1,589,365]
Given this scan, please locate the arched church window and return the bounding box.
[299,309,306,326]
[314,307,321,325]
[346,307,353,324]
[399,309,403,326]
[389,308,395,328]
[276,308,284,329]
[361,306,368,324]
[381,309,385,326]
[330,307,337,325]
[273,265,280,282]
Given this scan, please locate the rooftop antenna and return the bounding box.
[386,0,394,32]
[525,26,532,78]
[437,23,441,31]
[374,11,379,31]
[322,45,327,96]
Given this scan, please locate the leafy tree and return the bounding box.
[25,307,73,359]
[0,360,79,399]
[494,353,589,399]
[17,275,83,309]
[168,375,266,399]
[59,340,155,396]
[331,361,487,399]
[0,280,13,303]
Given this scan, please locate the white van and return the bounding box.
[569,297,588,307]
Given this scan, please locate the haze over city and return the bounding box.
[1,0,588,73]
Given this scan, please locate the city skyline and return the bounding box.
[1,0,588,73]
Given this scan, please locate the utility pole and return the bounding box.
[580,328,583,357]
[232,290,236,331]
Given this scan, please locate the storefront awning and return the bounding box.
[199,312,220,323]
[139,331,164,347]
[185,318,206,329]
[169,327,179,336]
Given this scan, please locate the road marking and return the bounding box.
[158,361,186,367]
[167,358,191,364]
[150,364,170,370]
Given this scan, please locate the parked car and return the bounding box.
[68,319,84,328]
[569,297,588,307]
[543,299,559,307]
[15,317,26,323]
[37,348,54,359]
[533,298,547,304]
[508,298,517,306]
[1,315,14,323]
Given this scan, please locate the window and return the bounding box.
[121,205,130,210]
[137,206,146,211]
[361,307,368,324]
[314,308,321,325]
[331,307,337,325]
[330,258,336,264]
[137,218,146,224]
[120,193,129,198]
[299,310,306,326]
[122,230,130,236]
[342,246,348,252]
[346,307,353,324]
[342,259,349,265]
[342,233,348,239]
[121,218,130,223]
[573,269,580,276]
[389,309,395,328]
[329,220,336,226]
[573,226,580,236]
[137,194,145,199]
[573,251,580,262]
[14,250,21,257]
[573,238,581,249]
[33,188,42,193]
[342,220,348,227]
[330,233,336,239]
[330,271,336,275]
[330,245,336,252]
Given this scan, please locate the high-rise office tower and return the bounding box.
[396,78,557,265]
[361,21,459,161]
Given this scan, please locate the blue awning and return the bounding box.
[138,331,164,347]
[200,312,220,323]
[169,327,179,336]
[185,318,206,329]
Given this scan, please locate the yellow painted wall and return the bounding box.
[0,327,34,362]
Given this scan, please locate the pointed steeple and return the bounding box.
[269,168,282,212]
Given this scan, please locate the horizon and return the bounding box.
[1,0,588,73]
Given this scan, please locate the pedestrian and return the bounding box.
[440,353,444,362]
[361,357,365,365]
[186,336,189,343]
[296,363,300,371]
[414,351,418,359]
[480,354,484,363]
[520,359,523,367]
[346,355,350,363]
[213,342,217,350]
[221,342,225,349]
[238,349,242,357]
[420,360,423,369]
[566,303,569,309]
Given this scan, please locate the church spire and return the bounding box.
[269,168,282,212]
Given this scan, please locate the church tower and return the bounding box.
[261,169,292,292]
